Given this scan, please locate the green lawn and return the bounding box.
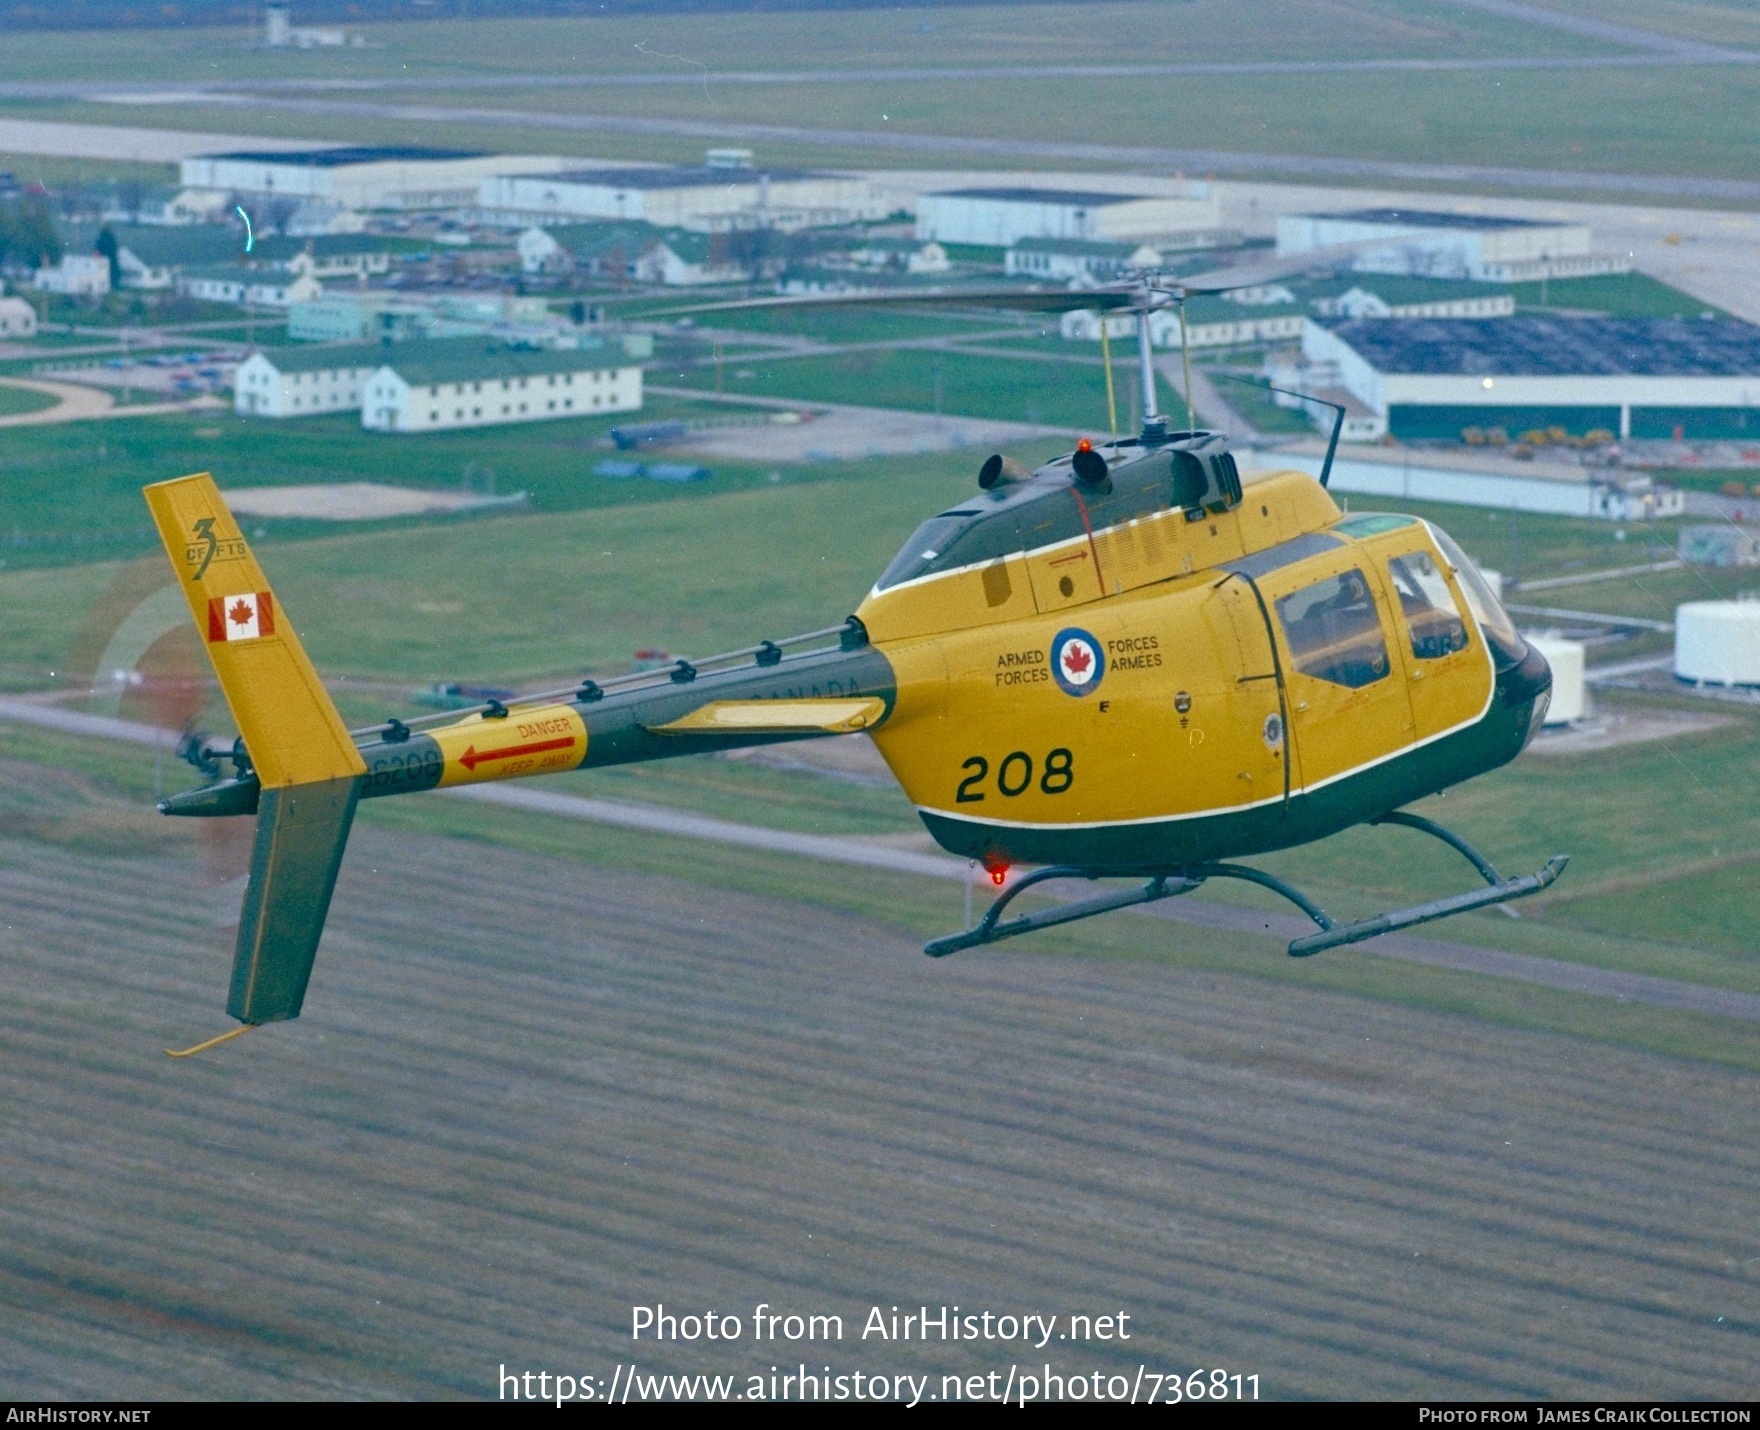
[673,308,1028,347]
[0,383,57,418]
[1210,373,1318,437]
[2,3,1758,196]
[6,711,1758,1075]
[0,451,997,691]
[1,398,1754,1017]
[1631,466,1760,497]
[666,346,1161,431]
[0,397,893,572]
[0,4,1602,87]
[1511,273,1729,318]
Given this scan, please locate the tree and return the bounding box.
[0,196,60,269]
[95,226,120,290]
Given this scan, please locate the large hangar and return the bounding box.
[1276,207,1618,282]
[181,146,571,210]
[916,186,1222,247]
[479,163,885,232]
[1303,315,1760,441]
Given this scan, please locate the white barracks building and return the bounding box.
[362,340,641,434]
[234,342,388,417]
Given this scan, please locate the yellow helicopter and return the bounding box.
[144,270,1564,1051]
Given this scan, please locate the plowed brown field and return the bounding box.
[1,826,1755,1400]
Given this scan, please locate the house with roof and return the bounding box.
[848,238,950,274]
[361,339,642,433]
[251,234,395,282]
[234,341,393,417]
[1005,237,1162,282]
[63,223,243,290]
[1307,278,1513,320]
[1060,295,1306,350]
[518,223,657,278]
[0,295,37,337]
[516,222,746,285]
[178,265,323,307]
[34,254,110,296]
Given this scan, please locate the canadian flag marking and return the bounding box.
[207,591,276,643]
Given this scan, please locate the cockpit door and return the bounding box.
[1255,557,1416,796]
[1382,542,1496,743]
[1211,575,1297,810]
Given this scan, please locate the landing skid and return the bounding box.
[924,811,1567,959]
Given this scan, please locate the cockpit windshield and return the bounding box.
[1427,523,1528,667]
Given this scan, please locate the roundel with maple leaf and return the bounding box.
[1050,627,1105,697]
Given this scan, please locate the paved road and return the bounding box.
[0,117,335,163]
[0,376,111,427]
[0,377,223,428]
[5,693,1756,1025]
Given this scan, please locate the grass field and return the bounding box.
[680,309,1029,348]
[0,4,1604,86]
[3,3,1760,193]
[1644,467,1760,496]
[5,805,1758,1398]
[1511,272,1729,318]
[0,383,57,418]
[0,398,921,573]
[667,347,1153,430]
[3,451,1756,1043]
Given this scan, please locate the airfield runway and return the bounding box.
[2,814,1756,1400]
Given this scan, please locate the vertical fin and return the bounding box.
[146,473,366,1026]
[143,472,364,789]
[230,777,361,1024]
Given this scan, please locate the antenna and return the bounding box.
[1218,375,1348,489]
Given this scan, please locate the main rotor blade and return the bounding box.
[652,284,1141,319]
[1171,239,1396,296]
[652,239,1388,320]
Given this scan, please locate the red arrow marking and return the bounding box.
[458,735,575,772]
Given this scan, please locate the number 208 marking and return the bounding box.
[955,748,1073,802]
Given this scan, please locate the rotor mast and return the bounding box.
[1135,303,1160,432]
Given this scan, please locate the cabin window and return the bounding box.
[1275,568,1390,689]
[1387,551,1469,660]
[1169,452,1207,510]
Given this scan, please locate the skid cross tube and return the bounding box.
[1286,812,1568,957]
[924,866,1199,958]
[1286,857,1568,957]
[921,815,1567,962]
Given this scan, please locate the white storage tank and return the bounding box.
[1675,598,1760,686]
[1523,631,1586,724]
